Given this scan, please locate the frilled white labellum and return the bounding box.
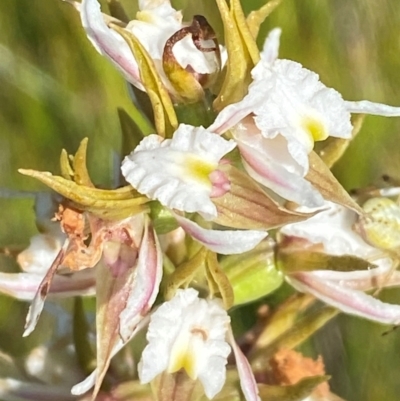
[122,124,236,220]
[139,288,231,399]
[209,28,400,207]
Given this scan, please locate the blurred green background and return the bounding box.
[0,0,399,400]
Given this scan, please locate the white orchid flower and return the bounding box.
[122,124,236,220]
[80,0,221,97]
[280,201,400,325]
[210,28,400,207]
[121,124,268,254]
[139,288,260,401]
[0,232,95,302]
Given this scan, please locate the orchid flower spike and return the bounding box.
[210,28,400,208]
[280,201,400,325]
[80,0,221,101]
[139,288,260,401]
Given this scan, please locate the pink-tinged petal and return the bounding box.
[0,270,95,301]
[174,214,267,255]
[23,244,67,337]
[227,328,260,401]
[260,28,281,65]
[209,100,260,134]
[239,142,324,207]
[289,272,400,325]
[345,100,400,117]
[307,261,400,291]
[81,0,143,89]
[119,221,163,341]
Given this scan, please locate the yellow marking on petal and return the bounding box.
[185,156,216,187]
[302,116,328,143]
[168,345,197,379]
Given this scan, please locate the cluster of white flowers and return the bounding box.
[3,1,400,401]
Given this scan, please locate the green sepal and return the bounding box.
[230,0,260,65]
[246,0,285,39]
[277,250,376,274]
[212,164,317,230]
[252,294,315,350]
[149,201,179,235]
[251,306,338,368]
[163,247,207,301]
[213,0,254,111]
[110,24,178,138]
[205,251,234,309]
[316,114,365,168]
[306,151,363,214]
[220,240,283,306]
[19,139,150,220]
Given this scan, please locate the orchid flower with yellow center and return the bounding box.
[210,28,400,207]
[139,288,260,401]
[122,124,236,220]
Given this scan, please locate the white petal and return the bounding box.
[227,329,260,401]
[0,270,95,301]
[122,125,236,219]
[139,288,231,399]
[239,142,324,208]
[345,100,400,117]
[289,272,400,325]
[119,221,163,341]
[280,201,378,257]
[129,1,182,62]
[174,214,267,255]
[17,233,64,275]
[307,261,395,291]
[251,60,352,143]
[81,0,142,88]
[260,28,282,65]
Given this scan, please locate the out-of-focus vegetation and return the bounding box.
[0,1,399,400]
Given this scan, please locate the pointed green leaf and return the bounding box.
[73,138,94,187]
[231,0,260,64]
[306,151,363,214]
[60,149,74,180]
[278,251,376,274]
[18,169,149,219]
[213,0,254,111]
[246,0,285,39]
